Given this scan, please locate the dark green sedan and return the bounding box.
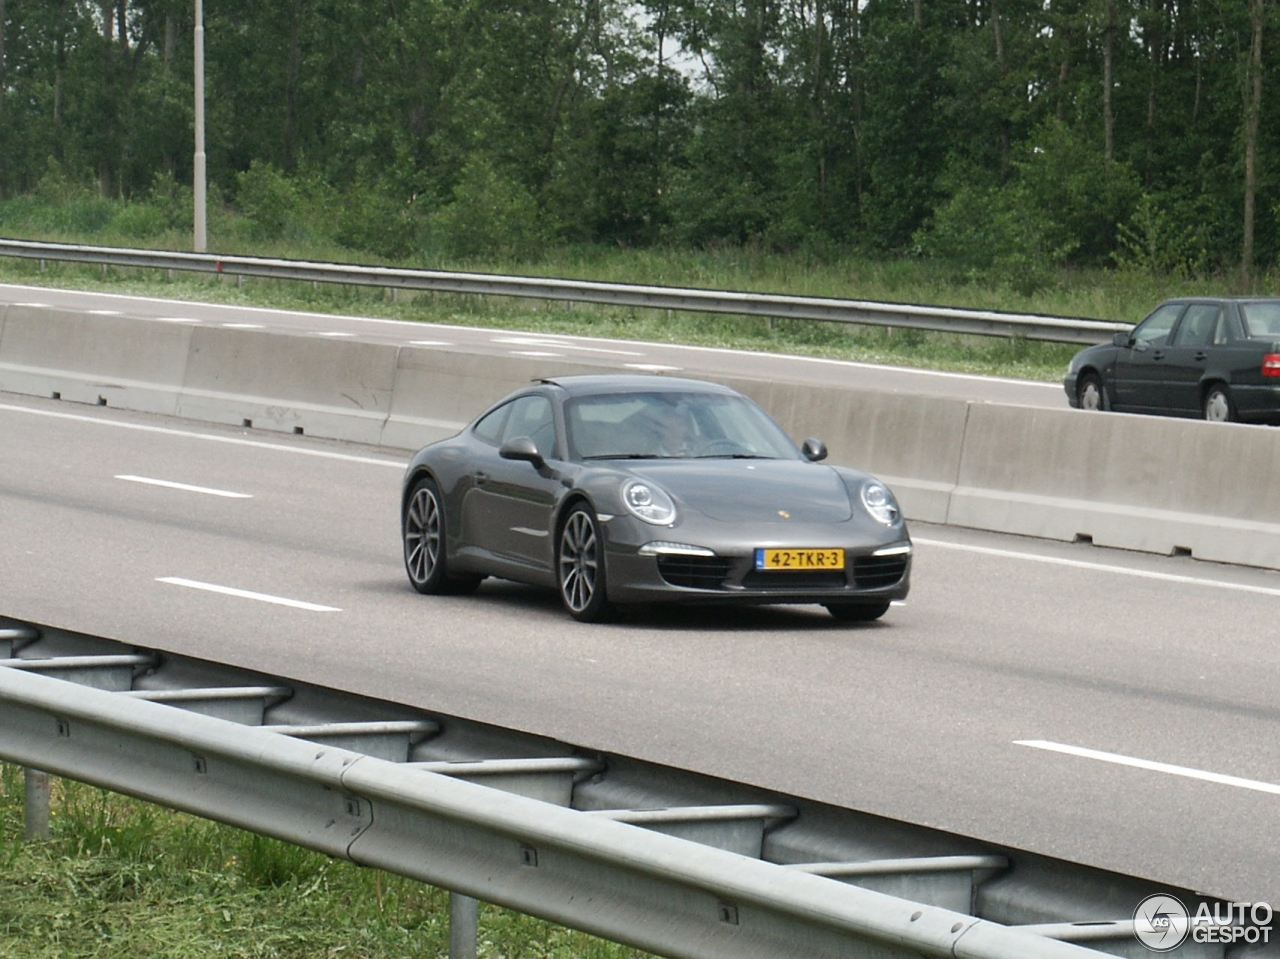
[1064,297,1280,423]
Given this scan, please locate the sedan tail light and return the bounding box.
[1264,354,1280,377]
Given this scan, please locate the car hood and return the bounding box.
[1070,341,1118,370]
[624,459,854,523]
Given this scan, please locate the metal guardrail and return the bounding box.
[0,618,1252,959]
[0,238,1128,345]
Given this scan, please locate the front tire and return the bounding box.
[403,477,481,595]
[1203,384,1235,423]
[825,601,890,623]
[1077,373,1106,411]
[557,504,612,622]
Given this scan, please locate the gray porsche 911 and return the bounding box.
[400,375,911,623]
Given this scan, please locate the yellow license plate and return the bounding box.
[754,548,845,570]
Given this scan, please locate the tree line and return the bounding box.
[0,1,1275,283]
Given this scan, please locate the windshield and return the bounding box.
[565,391,801,461]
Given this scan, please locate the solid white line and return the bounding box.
[222,322,264,329]
[0,403,405,468]
[1014,740,1280,796]
[115,475,252,498]
[913,537,1280,598]
[157,577,341,612]
[491,335,645,357]
[510,350,563,357]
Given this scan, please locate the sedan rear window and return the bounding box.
[1241,303,1280,339]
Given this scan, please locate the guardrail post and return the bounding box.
[24,768,51,839]
[448,891,478,959]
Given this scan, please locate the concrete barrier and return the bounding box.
[176,326,401,444]
[0,305,193,415]
[722,377,967,524]
[382,349,618,450]
[9,304,1280,571]
[948,404,1280,568]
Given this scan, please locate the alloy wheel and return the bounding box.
[559,509,599,614]
[404,485,442,587]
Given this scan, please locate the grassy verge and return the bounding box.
[5,232,1261,382]
[0,253,1086,381]
[0,763,652,959]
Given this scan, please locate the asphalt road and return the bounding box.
[0,282,1068,408]
[2,392,1277,907]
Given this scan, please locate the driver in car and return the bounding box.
[628,399,699,457]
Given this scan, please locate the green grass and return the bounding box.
[7,213,1272,382]
[0,763,652,959]
[0,251,1088,380]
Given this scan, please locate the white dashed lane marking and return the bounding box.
[157,577,341,612]
[1015,740,1280,796]
[116,475,253,498]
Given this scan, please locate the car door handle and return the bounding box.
[1195,352,1208,361]
[1152,350,1165,360]
[473,470,489,486]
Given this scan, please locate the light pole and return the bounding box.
[193,0,207,252]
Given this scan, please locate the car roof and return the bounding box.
[536,374,740,397]
[1160,296,1280,304]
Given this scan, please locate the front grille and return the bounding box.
[656,555,734,590]
[852,554,908,589]
[740,569,848,589]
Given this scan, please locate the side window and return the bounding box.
[1171,305,1221,347]
[1132,303,1183,348]
[502,395,557,458]
[472,403,511,445]
[1215,309,1244,345]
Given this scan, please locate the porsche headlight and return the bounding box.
[860,481,900,525]
[623,480,677,525]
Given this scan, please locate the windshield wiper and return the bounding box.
[581,453,675,460]
[693,453,773,459]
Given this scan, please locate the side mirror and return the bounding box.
[801,438,828,462]
[499,436,545,468]
[1113,331,1133,348]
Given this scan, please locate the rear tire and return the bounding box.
[403,477,482,595]
[1203,384,1235,423]
[825,601,891,623]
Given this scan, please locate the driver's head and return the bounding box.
[649,398,694,453]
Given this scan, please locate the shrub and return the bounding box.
[235,161,302,241]
[426,158,547,261]
[1014,119,1141,266]
[1115,193,1208,278]
[333,180,418,259]
[913,182,1072,293]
